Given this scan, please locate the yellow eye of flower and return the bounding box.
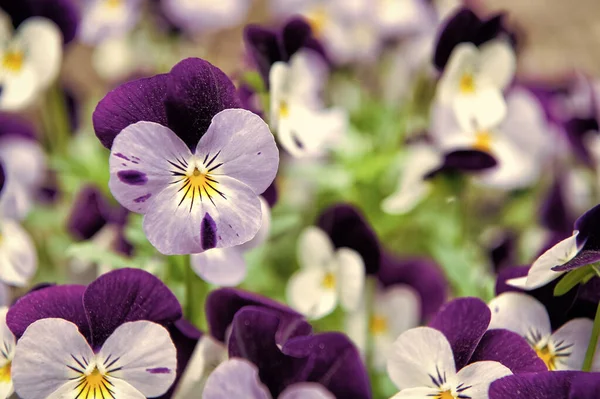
[279,101,290,118]
[473,131,492,152]
[459,73,476,94]
[321,272,336,289]
[105,0,122,8]
[536,345,557,371]
[0,361,11,383]
[306,7,328,36]
[75,367,114,399]
[2,50,24,72]
[436,390,454,399]
[369,314,388,335]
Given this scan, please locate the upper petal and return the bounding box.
[478,40,516,91]
[488,292,552,338]
[336,248,365,312]
[16,17,62,88]
[279,383,335,399]
[83,268,182,348]
[195,108,279,194]
[297,226,335,270]
[286,268,338,320]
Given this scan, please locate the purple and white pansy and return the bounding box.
[7,268,182,399]
[78,0,141,45]
[160,0,250,34]
[0,307,15,398]
[93,57,279,255]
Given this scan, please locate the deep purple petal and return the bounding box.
[93,74,169,149]
[6,285,90,341]
[489,371,578,399]
[0,162,4,194]
[244,25,282,88]
[554,203,600,271]
[564,118,598,166]
[317,204,381,275]
[443,149,498,171]
[164,58,240,149]
[282,333,372,399]
[228,307,309,397]
[206,288,311,344]
[67,186,111,241]
[495,266,578,330]
[0,0,80,44]
[262,180,278,208]
[377,254,448,321]
[282,17,325,63]
[429,297,490,370]
[83,268,182,348]
[489,231,517,272]
[569,371,600,398]
[539,177,574,237]
[469,329,546,373]
[0,112,37,141]
[433,8,506,70]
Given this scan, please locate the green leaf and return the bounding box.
[554,266,596,296]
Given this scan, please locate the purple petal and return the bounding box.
[564,118,598,166]
[554,203,600,271]
[262,180,278,208]
[469,329,546,373]
[282,17,325,64]
[6,285,90,341]
[539,177,575,237]
[282,333,372,399]
[489,371,578,399]
[0,0,80,44]
[228,307,309,397]
[569,371,600,398]
[164,58,240,149]
[67,186,112,241]
[489,231,517,272]
[93,74,169,149]
[377,253,448,322]
[317,204,381,274]
[0,112,37,141]
[83,268,182,348]
[495,266,578,330]
[427,149,497,178]
[0,162,4,194]
[429,297,490,370]
[244,24,283,88]
[206,288,311,344]
[434,7,507,70]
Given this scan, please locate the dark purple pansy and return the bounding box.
[0,112,37,141]
[553,203,600,272]
[7,268,182,349]
[317,204,381,275]
[539,177,575,247]
[433,7,510,70]
[244,17,325,88]
[425,149,497,179]
[206,288,311,345]
[93,57,240,150]
[490,371,600,399]
[228,307,371,399]
[488,231,517,272]
[377,253,448,321]
[429,297,546,373]
[0,0,80,44]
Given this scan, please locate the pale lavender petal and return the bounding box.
[279,383,335,399]
[203,358,271,399]
[190,247,247,286]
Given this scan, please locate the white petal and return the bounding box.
[0,307,14,398]
[191,247,247,286]
[92,36,135,81]
[488,292,552,338]
[336,248,365,312]
[391,387,441,399]
[0,63,38,111]
[286,268,338,319]
[97,321,177,397]
[202,358,270,399]
[17,17,62,88]
[478,40,516,91]
[280,383,335,399]
[507,233,578,290]
[297,226,335,270]
[287,49,328,106]
[551,318,593,371]
[12,318,94,399]
[379,285,421,337]
[0,219,37,286]
[453,87,506,131]
[450,361,512,399]
[269,61,289,131]
[436,42,479,105]
[238,196,271,252]
[381,182,431,215]
[387,327,456,391]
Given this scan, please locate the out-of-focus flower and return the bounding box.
[7,268,181,399]
[287,226,365,319]
[489,292,599,371]
[161,0,250,35]
[0,218,37,287]
[203,358,334,399]
[78,0,141,45]
[490,371,600,399]
[508,204,600,290]
[0,307,14,398]
[91,35,136,82]
[0,13,62,111]
[374,0,436,38]
[93,58,279,255]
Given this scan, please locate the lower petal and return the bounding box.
[452,361,512,399]
[203,358,271,399]
[391,386,441,399]
[453,88,506,131]
[552,318,593,371]
[0,65,38,111]
[336,248,365,312]
[191,247,247,286]
[488,292,551,338]
[286,268,337,319]
[279,383,335,399]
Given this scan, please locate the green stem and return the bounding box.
[184,260,209,330]
[582,301,600,371]
[42,83,71,156]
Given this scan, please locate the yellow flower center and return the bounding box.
[321,272,336,289]
[369,314,388,335]
[76,367,113,399]
[437,390,455,399]
[473,130,492,152]
[181,166,223,204]
[459,73,476,94]
[306,7,328,36]
[2,50,24,72]
[105,0,122,8]
[536,345,557,371]
[279,101,290,119]
[0,361,10,383]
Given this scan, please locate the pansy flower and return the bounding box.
[490,371,600,399]
[374,0,436,38]
[0,307,15,398]
[508,203,600,290]
[387,297,546,399]
[161,0,250,35]
[7,268,181,399]
[191,183,277,286]
[0,12,62,111]
[93,57,279,255]
[78,0,141,45]
[0,217,37,287]
[489,292,599,371]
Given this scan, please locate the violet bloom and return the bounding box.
[490,371,600,399]
[489,292,599,371]
[161,0,250,34]
[93,58,279,255]
[78,0,141,45]
[7,268,181,398]
[508,203,600,290]
[387,298,546,399]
